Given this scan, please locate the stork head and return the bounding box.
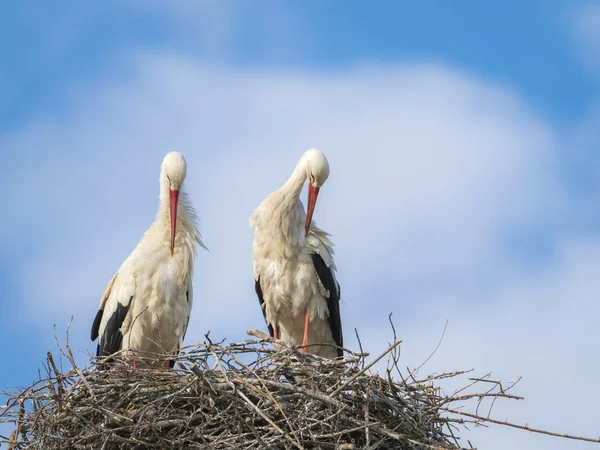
[302,148,330,235]
[161,152,188,256]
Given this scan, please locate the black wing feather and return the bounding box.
[97,298,132,358]
[310,253,343,357]
[91,309,103,341]
[255,277,274,337]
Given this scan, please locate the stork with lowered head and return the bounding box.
[250,148,343,358]
[91,151,206,368]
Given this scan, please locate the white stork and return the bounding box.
[250,148,343,358]
[91,152,205,368]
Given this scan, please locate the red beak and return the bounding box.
[305,184,320,235]
[169,189,179,256]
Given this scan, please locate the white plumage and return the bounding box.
[91,152,205,368]
[250,148,343,359]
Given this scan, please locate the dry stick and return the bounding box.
[410,319,448,378]
[387,314,402,376]
[444,421,462,450]
[259,379,346,410]
[7,429,19,450]
[450,392,523,403]
[234,388,304,450]
[247,329,272,341]
[212,349,303,450]
[317,423,380,440]
[486,377,522,420]
[450,373,490,399]
[415,370,473,385]
[46,352,62,406]
[16,399,25,444]
[364,387,371,446]
[445,409,600,444]
[343,417,456,450]
[52,319,96,400]
[354,328,366,371]
[246,329,363,359]
[228,353,302,446]
[243,417,278,450]
[329,339,402,398]
[65,349,96,400]
[478,381,506,418]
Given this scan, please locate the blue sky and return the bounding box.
[1,2,599,449]
[1,0,597,129]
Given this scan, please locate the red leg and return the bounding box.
[301,314,309,353]
[132,360,138,369]
[164,361,171,369]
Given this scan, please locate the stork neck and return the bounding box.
[157,178,172,220]
[281,165,307,199]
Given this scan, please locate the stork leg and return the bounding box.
[132,360,138,369]
[164,361,171,369]
[301,314,310,353]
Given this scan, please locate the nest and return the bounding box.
[2,328,593,450]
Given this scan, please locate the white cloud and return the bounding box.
[1,55,599,449]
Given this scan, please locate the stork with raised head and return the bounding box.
[250,148,343,359]
[91,151,206,368]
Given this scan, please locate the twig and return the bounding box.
[329,339,402,398]
[410,319,448,377]
[444,409,600,444]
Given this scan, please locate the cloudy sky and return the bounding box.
[1,1,599,448]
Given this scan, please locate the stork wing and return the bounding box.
[91,271,135,358]
[307,227,343,357]
[97,296,132,358]
[165,284,193,370]
[180,284,192,348]
[255,276,275,337]
[91,272,117,341]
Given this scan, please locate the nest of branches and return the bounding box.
[1,327,595,450]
